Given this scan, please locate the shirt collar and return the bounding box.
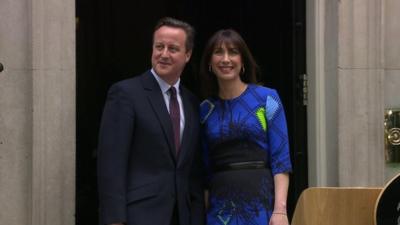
[151,69,181,94]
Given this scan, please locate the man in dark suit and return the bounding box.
[97,17,204,225]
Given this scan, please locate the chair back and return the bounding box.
[291,187,382,225]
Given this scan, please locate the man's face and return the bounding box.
[151,26,192,84]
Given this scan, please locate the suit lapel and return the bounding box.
[177,86,193,166]
[140,72,177,162]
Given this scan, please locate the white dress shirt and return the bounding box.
[151,69,185,141]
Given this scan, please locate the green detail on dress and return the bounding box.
[256,107,267,131]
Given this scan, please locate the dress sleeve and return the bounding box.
[265,90,292,176]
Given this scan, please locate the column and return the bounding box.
[337,0,385,186]
[0,0,76,223]
[31,0,76,223]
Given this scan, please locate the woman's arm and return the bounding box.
[270,173,290,225]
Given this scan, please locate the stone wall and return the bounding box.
[383,0,400,180]
[0,0,75,224]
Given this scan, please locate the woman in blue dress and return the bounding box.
[199,29,292,225]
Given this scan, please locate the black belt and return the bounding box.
[213,161,267,172]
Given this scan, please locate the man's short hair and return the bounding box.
[154,17,195,52]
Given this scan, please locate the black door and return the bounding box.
[76,0,308,224]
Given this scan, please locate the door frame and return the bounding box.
[306,0,339,186]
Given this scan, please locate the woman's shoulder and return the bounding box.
[250,84,279,96]
[249,84,284,120]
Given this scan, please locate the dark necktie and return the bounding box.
[169,87,180,154]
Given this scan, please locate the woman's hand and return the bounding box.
[269,212,289,225]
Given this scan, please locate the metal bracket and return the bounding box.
[301,74,308,106]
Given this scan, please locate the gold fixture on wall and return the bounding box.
[384,109,400,163]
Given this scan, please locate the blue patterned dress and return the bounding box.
[200,84,292,225]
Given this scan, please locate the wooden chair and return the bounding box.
[291,187,382,225]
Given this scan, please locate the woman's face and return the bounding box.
[210,42,243,82]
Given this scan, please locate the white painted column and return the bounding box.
[307,0,386,187]
[306,0,339,186]
[31,0,75,223]
[0,0,76,223]
[337,0,385,186]
[0,0,33,223]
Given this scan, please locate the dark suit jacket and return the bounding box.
[97,71,204,225]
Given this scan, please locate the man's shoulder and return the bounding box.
[113,77,137,87]
[110,71,150,92]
